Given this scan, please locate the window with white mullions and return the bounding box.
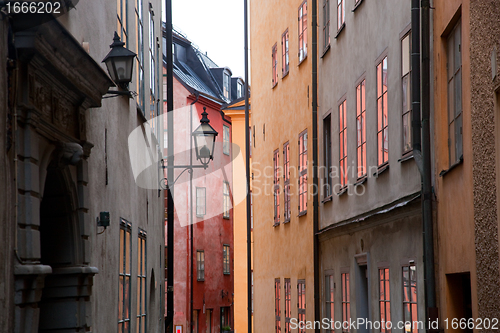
[223,125,230,155]
[223,245,230,275]
[136,230,147,333]
[402,266,418,333]
[118,219,132,333]
[223,181,230,219]
[282,29,289,76]
[135,0,145,111]
[337,0,344,31]
[447,19,463,165]
[196,187,206,217]
[272,43,278,87]
[298,1,308,62]
[197,250,204,281]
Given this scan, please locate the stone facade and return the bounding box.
[0,1,165,331]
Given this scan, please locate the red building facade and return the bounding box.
[163,30,238,333]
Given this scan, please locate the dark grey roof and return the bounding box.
[173,61,216,97]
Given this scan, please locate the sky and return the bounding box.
[163,0,246,79]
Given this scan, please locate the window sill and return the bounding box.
[439,155,463,177]
[337,186,348,196]
[282,70,289,79]
[283,219,291,224]
[373,163,389,178]
[352,0,364,12]
[272,81,278,89]
[298,211,307,217]
[196,215,205,218]
[197,279,204,282]
[298,54,308,67]
[273,222,280,227]
[354,176,367,186]
[398,152,414,163]
[335,23,345,39]
[223,216,230,220]
[322,194,333,204]
[223,273,230,276]
[321,44,331,58]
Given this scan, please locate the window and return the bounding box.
[206,309,212,333]
[377,56,389,166]
[220,307,230,330]
[223,181,230,219]
[275,279,281,333]
[282,29,290,76]
[339,100,347,188]
[193,310,199,333]
[149,7,156,102]
[251,271,254,313]
[323,0,330,48]
[325,274,334,332]
[237,81,243,98]
[379,268,391,333]
[283,142,291,222]
[297,280,306,333]
[117,0,128,45]
[137,230,147,333]
[223,245,230,274]
[274,149,280,226]
[285,278,291,333]
[298,1,308,63]
[324,115,332,197]
[223,71,230,99]
[196,187,206,217]
[403,266,418,333]
[272,43,278,87]
[197,250,205,281]
[337,0,345,31]
[356,81,367,178]
[299,131,308,214]
[402,33,412,154]
[223,125,230,155]
[447,20,462,165]
[118,220,132,333]
[341,272,350,333]
[250,191,254,229]
[135,0,145,111]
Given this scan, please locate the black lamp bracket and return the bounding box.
[103,89,137,99]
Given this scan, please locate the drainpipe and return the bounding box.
[412,0,437,329]
[244,0,252,331]
[189,92,199,333]
[311,0,320,331]
[165,0,174,331]
[420,0,438,328]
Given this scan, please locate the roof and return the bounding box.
[221,97,251,111]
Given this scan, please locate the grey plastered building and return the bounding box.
[317,0,428,330]
[0,0,164,332]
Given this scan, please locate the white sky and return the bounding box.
[163,0,246,79]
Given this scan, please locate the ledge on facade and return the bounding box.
[354,176,367,186]
[335,23,346,39]
[316,192,421,236]
[352,0,364,12]
[273,222,280,227]
[322,194,333,204]
[398,152,414,163]
[52,266,99,275]
[283,219,291,224]
[298,211,307,217]
[321,44,331,58]
[13,17,114,108]
[14,264,52,276]
[337,186,348,196]
[373,163,389,178]
[439,155,463,177]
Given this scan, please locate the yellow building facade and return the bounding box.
[223,99,254,333]
[250,0,315,331]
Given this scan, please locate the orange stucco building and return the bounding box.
[250,0,315,331]
[433,0,500,327]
